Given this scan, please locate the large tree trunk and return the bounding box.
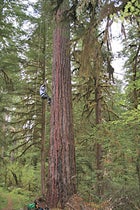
[46,0,77,208]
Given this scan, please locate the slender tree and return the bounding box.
[40,0,47,196]
[46,0,77,208]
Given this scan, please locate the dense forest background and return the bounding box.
[0,0,140,209]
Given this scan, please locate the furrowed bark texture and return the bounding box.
[47,1,76,208]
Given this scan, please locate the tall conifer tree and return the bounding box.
[46,0,77,208]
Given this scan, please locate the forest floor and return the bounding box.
[0,187,112,210]
[0,194,109,210]
[0,187,29,210]
[0,188,139,210]
[1,196,13,210]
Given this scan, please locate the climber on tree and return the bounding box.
[40,84,51,105]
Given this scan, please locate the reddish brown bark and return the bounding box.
[46,1,76,208]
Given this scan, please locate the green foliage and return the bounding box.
[74,108,140,206]
[121,0,140,19]
[0,189,7,209]
[0,0,140,209]
[0,186,34,210]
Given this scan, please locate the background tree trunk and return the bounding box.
[41,0,47,195]
[95,82,104,198]
[46,0,77,208]
[41,99,46,196]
